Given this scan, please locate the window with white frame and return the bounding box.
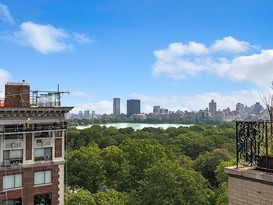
[3,174,22,190]
[3,149,23,163]
[34,147,52,161]
[34,170,52,185]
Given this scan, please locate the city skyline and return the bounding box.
[1,1,273,114]
[76,98,264,116]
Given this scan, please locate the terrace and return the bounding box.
[236,120,273,172]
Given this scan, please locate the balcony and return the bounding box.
[0,122,67,133]
[236,120,273,172]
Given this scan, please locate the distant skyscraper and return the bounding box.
[253,102,263,114]
[153,106,160,114]
[236,102,244,111]
[209,99,217,114]
[127,99,140,117]
[113,98,120,116]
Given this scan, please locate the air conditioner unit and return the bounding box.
[2,160,10,167]
[44,156,50,160]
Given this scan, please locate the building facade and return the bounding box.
[113,98,120,117]
[0,81,72,205]
[209,99,217,115]
[127,99,140,117]
[153,106,160,115]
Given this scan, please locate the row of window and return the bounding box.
[3,170,52,190]
[3,131,63,140]
[3,147,52,164]
[3,193,51,205]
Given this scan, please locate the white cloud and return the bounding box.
[71,91,91,97]
[132,93,178,104]
[181,90,260,111]
[72,100,113,114]
[211,36,251,53]
[0,4,14,24]
[130,90,261,113]
[152,41,210,79]
[73,33,92,44]
[5,22,91,54]
[12,22,73,54]
[152,36,273,85]
[0,69,11,98]
[215,50,273,85]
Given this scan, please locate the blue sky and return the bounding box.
[0,0,273,114]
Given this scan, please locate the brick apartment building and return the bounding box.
[0,81,73,205]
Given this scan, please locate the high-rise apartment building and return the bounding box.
[236,102,244,111]
[0,81,73,205]
[153,106,160,115]
[253,102,263,114]
[209,99,217,115]
[127,99,140,117]
[113,98,120,116]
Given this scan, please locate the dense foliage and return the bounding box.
[65,122,236,205]
[68,116,221,126]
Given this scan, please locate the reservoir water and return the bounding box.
[76,123,192,130]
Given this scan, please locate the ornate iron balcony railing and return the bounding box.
[236,121,273,172]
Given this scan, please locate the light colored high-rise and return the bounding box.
[209,99,217,114]
[153,106,160,114]
[113,98,120,116]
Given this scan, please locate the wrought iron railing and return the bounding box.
[0,122,68,133]
[236,121,273,172]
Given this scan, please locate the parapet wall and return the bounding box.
[225,166,273,205]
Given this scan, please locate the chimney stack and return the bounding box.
[5,81,30,107]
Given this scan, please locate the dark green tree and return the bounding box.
[67,144,105,193]
[193,148,233,187]
[138,159,212,205]
[65,188,95,205]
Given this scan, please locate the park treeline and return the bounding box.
[68,116,221,126]
[65,122,236,205]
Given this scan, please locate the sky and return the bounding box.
[1,0,273,114]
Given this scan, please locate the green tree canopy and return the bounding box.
[193,148,233,187]
[67,144,105,193]
[138,159,212,205]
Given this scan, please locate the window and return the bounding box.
[3,174,22,190]
[35,131,52,138]
[3,198,22,205]
[34,170,52,185]
[55,130,63,137]
[3,149,23,163]
[4,134,23,140]
[34,147,52,161]
[34,193,51,205]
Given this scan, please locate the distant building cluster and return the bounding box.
[70,98,268,121]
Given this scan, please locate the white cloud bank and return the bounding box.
[133,90,260,113]
[152,36,273,85]
[72,100,113,115]
[5,22,91,54]
[0,4,13,24]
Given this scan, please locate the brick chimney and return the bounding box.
[5,80,30,107]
